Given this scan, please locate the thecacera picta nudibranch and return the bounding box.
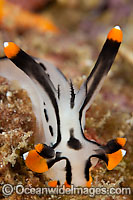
[0,26,126,187]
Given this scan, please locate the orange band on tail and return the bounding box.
[107,26,123,43]
[4,42,20,59]
[107,149,126,170]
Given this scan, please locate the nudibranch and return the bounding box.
[0,26,126,187]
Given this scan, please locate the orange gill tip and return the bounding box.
[4,42,20,59]
[116,138,127,147]
[107,25,123,43]
[107,149,126,170]
[48,180,58,187]
[24,149,48,173]
[35,143,44,153]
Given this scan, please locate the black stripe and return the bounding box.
[84,158,92,181]
[65,158,72,185]
[70,81,75,109]
[10,50,61,148]
[85,153,108,181]
[57,180,60,186]
[80,39,121,117]
[47,157,72,185]
[57,84,60,99]
[49,125,54,136]
[78,115,101,144]
[44,108,49,122]
[39,62,46,71]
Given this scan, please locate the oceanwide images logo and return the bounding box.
[2,184,131,197]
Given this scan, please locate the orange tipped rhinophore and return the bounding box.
[107,149,126,170]
[25,150,48,173]
[4,42,20,59]
[107,26,123,43]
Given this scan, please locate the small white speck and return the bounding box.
[1,132,6,135]
[82,75,87,79]
[4,42,9,48]
[114,25,121,30]
[23,152,29,160]
[6,91,12,97]
[121,149,126,157]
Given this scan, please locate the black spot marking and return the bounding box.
[67,128,82,150]
[40,62,50,78]
[43,101,46,105]
[39,62,46,71]
[49,125,54,136]
[44,109,49,122]
[70,81,75,109]
[57,85,60,99]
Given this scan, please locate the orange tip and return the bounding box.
[35,143,44,153]
[116,138,126,147]
[107,149,126,170]
[48,180,58,187]
[107,26,123,43]
[86,175,92,188]
[24,150,48,173]
[4,42,20,59]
